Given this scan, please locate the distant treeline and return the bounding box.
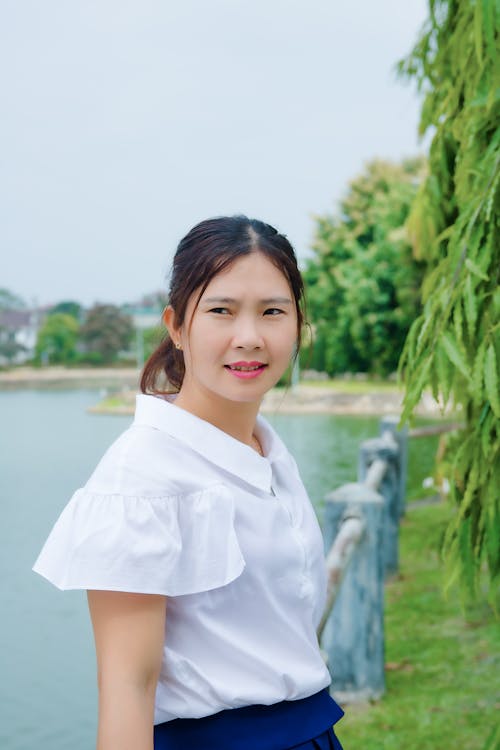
[1,157,427,373]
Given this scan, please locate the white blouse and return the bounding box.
[33,393,332,724]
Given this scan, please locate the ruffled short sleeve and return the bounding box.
[32,484,245,596]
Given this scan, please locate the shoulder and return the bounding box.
[85,422,206,498]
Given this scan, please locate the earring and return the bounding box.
[175,342,182,350]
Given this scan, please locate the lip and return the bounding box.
[227,361,266,367]
[224,361,268,380]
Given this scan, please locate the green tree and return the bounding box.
[79,304,134,365]
[50,300,82,320]
[143,325,164,360]
[35,313,79,364]
[303,158,426,376]
[397,0,499,598]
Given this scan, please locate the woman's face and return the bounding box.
[168,251,299,406]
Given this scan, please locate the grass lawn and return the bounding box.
[335,503,500,750]
[296,378,403,394]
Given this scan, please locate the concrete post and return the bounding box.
[379,414,408,518]
[322,483,385,702]
[358,436,399,576]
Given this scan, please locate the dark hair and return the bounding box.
[140,215,306,394]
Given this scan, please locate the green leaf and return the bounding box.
[482,0,497,61]
[416,311,433,356]
[472,340,487,405]
[400,357,431,422]
[485,167,500,221]
[482,705,500,749]
[457,515,477,595]
[481,412,500,458]
[481,409,493,458]
[485,472,500,572]
[465,257,489,281]
[464,274,478,342]
[436,339,453,408]
[406,316,424,362]
[479,402,490,426]
[454,301,466,350]
[453,432,474,483]
[484,343,500,417]
[430,357,440,403]
[441,331,472,382]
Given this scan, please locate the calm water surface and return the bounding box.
[0,389,436,749]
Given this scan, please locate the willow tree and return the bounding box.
[397,0,499,599]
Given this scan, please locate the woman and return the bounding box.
[33,216,345,750]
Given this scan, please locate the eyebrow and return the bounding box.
[202,296,293,305]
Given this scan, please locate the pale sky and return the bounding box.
[1,0,428,308]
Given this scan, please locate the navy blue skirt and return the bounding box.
[153,688,344,750]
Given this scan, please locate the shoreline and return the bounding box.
[0,366,140,389]
[0,366,458,417]
[88,387,455,418]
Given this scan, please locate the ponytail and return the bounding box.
[140,335,185,394]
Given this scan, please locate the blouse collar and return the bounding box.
[134,394,288,494]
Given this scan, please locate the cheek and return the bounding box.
[274,322,298,358]
[185,322,226,360]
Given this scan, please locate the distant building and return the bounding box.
[0,308,48,365]
[121,305,164,331]
[120,305,164,367]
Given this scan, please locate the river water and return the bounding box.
[0,388,436,749]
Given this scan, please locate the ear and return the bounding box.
[162,305,181,346]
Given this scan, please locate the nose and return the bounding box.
[231,315,264,350]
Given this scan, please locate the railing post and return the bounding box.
[379,414,408,518]
[358,436,399,576]
[322,483,385,702]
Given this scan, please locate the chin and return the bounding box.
[219,384,270,406]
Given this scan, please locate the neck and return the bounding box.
[173,381,262,446]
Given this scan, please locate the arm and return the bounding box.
[87,590,167,750]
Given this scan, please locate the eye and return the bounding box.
[263,308,285,316]
[208,307,230,315]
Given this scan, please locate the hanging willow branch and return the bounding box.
[396,0,500,600]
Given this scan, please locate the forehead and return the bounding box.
[200,252,292,297]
